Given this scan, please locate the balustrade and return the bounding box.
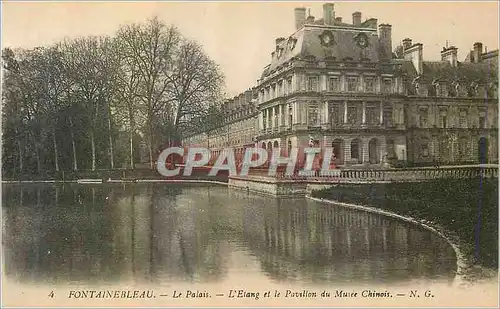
[239,166,498,182]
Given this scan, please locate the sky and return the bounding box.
[2,1,499,97]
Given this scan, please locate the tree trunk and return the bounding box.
[53,131,59,172]
[91,130,96,171]
[16,127,23,175]
[35,146,41,175]
[148,122,154,170]
[128,103,135,169]
[108,112,114,169]
[70,119,78,171]
[129,130,134,169]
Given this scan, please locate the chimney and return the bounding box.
[473,42,483,63]
[379,24,392,62]
[352,12,362,26]
[402,38,413,50]
[306,15,315,24]
[275,37,285,46]
[403,43,424,75]
[294,7,307,30]
[335,17,342,23]
[323,3,335,26]
[441,46,458,67]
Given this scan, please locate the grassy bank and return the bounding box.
[311,177,498,270]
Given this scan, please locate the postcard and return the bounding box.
[1,1,499,308]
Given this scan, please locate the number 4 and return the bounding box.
[48,291,55,298]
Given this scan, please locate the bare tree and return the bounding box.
[166,40,225,135]
[117,17,181,169]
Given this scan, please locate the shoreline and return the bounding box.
[1,179,229,185]
[306,195,497,288]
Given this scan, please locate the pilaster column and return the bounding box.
[379,101,384,124]
[265,109,269,129]
[259,111,264,130]
[323,101,329,123]
[362,101,366,124]
[285,104,289,127]
[392,102,397,124]
[272,107,276,128]
[279,104,283,126]
[344,101,348,123]
[293,102,297,124]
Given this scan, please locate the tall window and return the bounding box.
[439,84,448,97]
[383,79,393,94]
[351,139,360,161]
[330,104,341,126]
[459,109,468,128]
[329,77,340,92]
[458,137,469,159]
[308,76,319,92]
[479,110,487,128]
[419,107,428,128]
[421,142,429,157]
[288,106,292,128]
[383,108,393,127]
[287,78,293,94]
[347,106,357,124]
[364,77,375,92]
[308,102,319,126]
[347,77,358,92]
[386,139,396,159]
[366,107,377,125]
[439,108,448,128]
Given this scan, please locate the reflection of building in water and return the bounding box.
[234,196,456,284]
[3,185,456,286]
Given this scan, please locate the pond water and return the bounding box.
[2,183,457,287]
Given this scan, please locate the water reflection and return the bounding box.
[2,183,456,286]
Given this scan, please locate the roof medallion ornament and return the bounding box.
[354,33,370,49]
[319,30,335,47]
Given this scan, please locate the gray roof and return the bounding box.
[262,24,380,77]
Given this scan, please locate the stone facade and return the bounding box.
[183,3,498,167]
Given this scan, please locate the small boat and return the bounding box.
[76,179,103,184]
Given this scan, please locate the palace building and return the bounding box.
[183,3,498,167]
